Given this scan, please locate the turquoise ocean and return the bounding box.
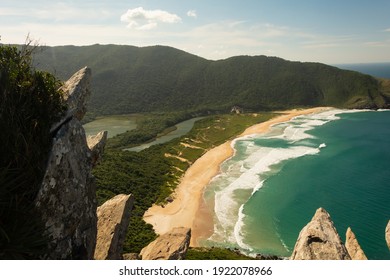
[201,109,390,259]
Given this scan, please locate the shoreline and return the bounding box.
[143,107,332,246]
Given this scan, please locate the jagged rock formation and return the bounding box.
[94,194,134,260]
[290,208,351,260]
[345,227,367,260]
[386,220,390,250]
[87,131,108,166]
[35,67,107,259]
[140,227,191,260]
[60,67,91,120]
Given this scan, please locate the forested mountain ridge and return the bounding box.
[32,44,390,115]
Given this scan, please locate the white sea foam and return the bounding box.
[234,205,253,251]
[210,145,320,245]
[268,109,346,142]
[207,108,347,251]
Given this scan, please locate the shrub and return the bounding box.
[0,42,66,259]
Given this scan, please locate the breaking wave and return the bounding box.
[205,108,349,252]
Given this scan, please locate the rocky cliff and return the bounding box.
[35,67,107,259]
[290,208,351,260]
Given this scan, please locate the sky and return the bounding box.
[1,0,390,64]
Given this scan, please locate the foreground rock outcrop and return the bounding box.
[290,208,351,260]
[386,220,390,250]
[94,194,134,260]
[140,227,191,260]
[87,131,108,167]
[35,67,107,259]
[345,227,367,260]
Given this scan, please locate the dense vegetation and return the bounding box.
[0,43,66,259]
[33,45,389,117]
[93,113,275,253]
[93,148,169,252]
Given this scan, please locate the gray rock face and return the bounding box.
[345,227,367,260]
[94,194,134,260]
[87,131,108,167]
[290,208,351,260]
[36,118,97,259]
[140,227,191,260]
[60,67,91,121]
[386,220,390,251]
[35,67,107,259]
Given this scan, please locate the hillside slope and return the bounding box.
[33,44,390,115]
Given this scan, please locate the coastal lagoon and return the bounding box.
[83,115,137,138]
[125,117,204,152]
[202,109,390,259]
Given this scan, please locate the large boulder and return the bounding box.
[140,227,191,260]
[290,208,351,260]
[345,227,367,260]
[94,194,134,260]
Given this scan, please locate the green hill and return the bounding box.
[32,44,390,115]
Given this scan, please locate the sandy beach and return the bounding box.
[143,107,331,246]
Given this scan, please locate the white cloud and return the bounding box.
[120,7,181,30]
[187,10,197,18]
